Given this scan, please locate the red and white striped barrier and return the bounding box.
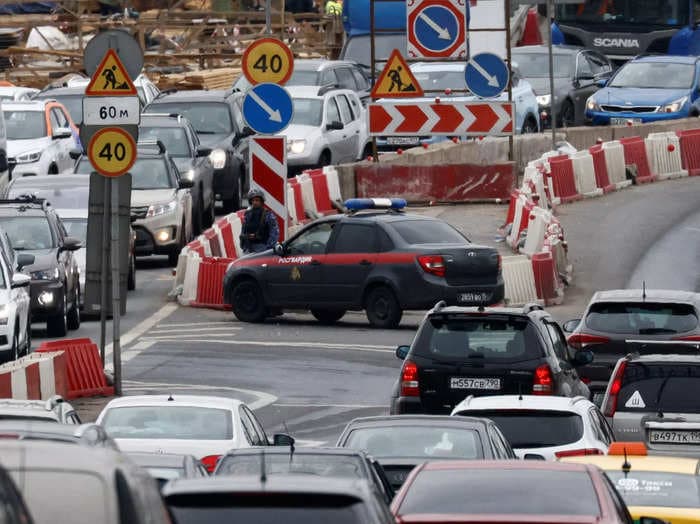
[645,132,688,180]
[0,351,68,400]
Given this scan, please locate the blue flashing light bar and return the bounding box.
[344,198,407,211]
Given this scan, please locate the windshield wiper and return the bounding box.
[195,130,218,134]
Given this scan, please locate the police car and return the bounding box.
[223,199,504,328]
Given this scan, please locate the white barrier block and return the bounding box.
[322,166,343,204]
[179,255,201,306]
[10,368,27,400]
[571,151,603,198]
[521,207,552,257]
[645,132,688,180]
[297,174,319,219]
[38,356,56,400]
[506,194,526,250]
[226,214,244,258]
[287,185,298,225]
[196,234,212,257]
[502,255,541,307]
[602,140,632,189]
[173,246,191,291]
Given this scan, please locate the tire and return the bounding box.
[230,279,267,323]
[311,309,346,324]
[193,194,203,235]
[521,117,538,134]
[361,143,372,161]
[222,175,242,214]
[365,286,402,329]
[47,293,68,337]
[168,247,180,267]
[127,253,136,291]
[67,287,80,331]
[48,164,58,175]
[318,150,331,168]
[560,100,576,128]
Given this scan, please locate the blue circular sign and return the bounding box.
[464,52,510,99]
[242,83,294,135]
[413,5,459,53]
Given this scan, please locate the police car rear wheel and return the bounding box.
[231,280,267,323]
[365,286,402,329]
[311,309,346,325]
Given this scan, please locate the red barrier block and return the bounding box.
[519,7,542,45]
[504,189,521,226]
[532,252,557,304]
[589,144,616,193]
[620,136,656,184]
[51,351,69,399]
[36,338,114,399]
[192,257,234,310]
[677,129,700,176]
[218,221,238,258]
[203,228,222,258]
[187,240,205,257]
[309,173,338,216]
[548,155,582,204]
[25,362,41,400]
[0,371,11,398]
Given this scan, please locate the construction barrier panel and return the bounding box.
[547,155,582,204]
[322,166,344,208]
[502,255,541,307]
[191,257,234,310]
[570,151,603,198]
[203,228,222,258]
[645,132,687,180]
[532,251,560,306]
[588,144,616,193]
[521,207,553,257]
[179,254,201,306]
[678,129,700,176]
[309,171,338,216]
[620,136,656,184]
[288,179,308,225]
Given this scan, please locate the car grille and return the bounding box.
[130,206,148,220]
[600,105,658,113]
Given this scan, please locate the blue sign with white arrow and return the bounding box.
[243,83,293,135]
[413,4,460,54]
[464,52,510,99]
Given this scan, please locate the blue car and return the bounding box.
[585,55,700,125]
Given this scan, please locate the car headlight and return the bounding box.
[16,150,42,164]
[0,305,8,326]
[183,169,195,181]
[209,148,227,169]
[586,97,601,112]
[536,94,551,107]
[288,139,306,154]
[31,267,60,281]
[661,96,688,113]
[147,200,177,217]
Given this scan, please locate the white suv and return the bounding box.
[451,394,615,460]
[0,229,31,364]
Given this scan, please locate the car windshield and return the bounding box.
[398,469,601,516]
[617,362,700,414]
[51,95,82,124]
[292,98,323,126]
[76,158,174,190]
[512,53,574,78]
[235,70,321,91]
[389,220,466,245]
[556,0,689,27]
[147,102,233,134]
[0,216,54,250]
[585,302,698,334]
[61,218,87,244]
[217,453,365,478]
[3,110,46,140]
[8,186,89,209]
[413,316,543,362]
[607,471,700,508]
[458,410,584,448]
[342,34,408,69]
[139,126,191,157]
[608,62,695,89]
[412,70,466,92]
[101,406,233,440]
[344,426,483,459]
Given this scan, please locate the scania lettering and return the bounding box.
[592,38,640,49]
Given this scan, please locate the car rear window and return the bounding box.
[585,302,698,335]
[457,410,584,448]
[389,220,467,245]
[0,216,55,250]
[607,471,700,509]
[413,316,544,362]
[617,363,700,414]
[398,469,601,516]
[216,454,365,479]
[101,406,233,440]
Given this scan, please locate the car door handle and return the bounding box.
[359,259,372,266]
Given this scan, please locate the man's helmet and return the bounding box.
[247,188,265,203]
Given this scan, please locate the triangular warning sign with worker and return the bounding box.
[370,49,424,99]
[85,49,137,96]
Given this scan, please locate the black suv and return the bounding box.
[0,197,81,336]
[390,302,593,415]
[144,90,249,213]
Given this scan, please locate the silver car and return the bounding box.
[0,396,80,424]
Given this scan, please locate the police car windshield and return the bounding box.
[0,216,55,250]
[609,62,695,89]
[147,103,233,135]
[389,220,466,245]
[292,99,323,126]
[3,110,46,140]
[607,471,699,508]
[139,126,191,157]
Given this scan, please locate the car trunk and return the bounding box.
[434,245,501,286]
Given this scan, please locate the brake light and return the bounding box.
[200,454,222,473]
[608,442,647,456]
[602,360,627,417]
[555,448,604,458]
[672,335,700,341]
[532,364,553,395]
[567,333,610,350]
[417,255,446,278]
[400,361,420,397]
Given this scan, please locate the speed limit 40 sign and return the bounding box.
[87,127,137,178]
[242,38,294,86]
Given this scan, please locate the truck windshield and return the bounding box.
[556,0,689,28]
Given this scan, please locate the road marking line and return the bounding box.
[136,337,395,353]
[148,326,242,334]
[128,340,156,351]
[156,321,235,328]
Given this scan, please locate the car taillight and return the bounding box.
[554,448,604,458]
[401,361,420,397]
[567,333,610,350]
[672,335,700,341]
[602,360,627,417]
[200,454,221,473]
[417,255,446,278]
[533,364,553,395]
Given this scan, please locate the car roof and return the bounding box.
[512,44,584,55]
[150,90,230,102]
[624,353,700,364]
[420,459,597,473]
[293,59,360,71]
[344,415,489,429]
[127,452,193,468]
[561,455,700,475]
[55,208,87,219]
[590,289,700,304]
[453,395,592,413]
[101,394,244,410]
[225,446,367,458]
[1,100,48,111]
[632,54,700,64]
[10,174,89,189]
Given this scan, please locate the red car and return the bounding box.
[391,460,666,524]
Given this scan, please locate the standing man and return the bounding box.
[240,188,280,254]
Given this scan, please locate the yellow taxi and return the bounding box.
[561,442,700,524]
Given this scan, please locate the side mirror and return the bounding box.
[52,127,73,140]
[523,453,546,461]
[596,78,608,88]
[562,319,581,333]
[273,243,285,256]
[179,177,194,189]
[238,126,254,141]
[61,236,82,251]
[578,73,595,82]
[396,345,410,360]
[69,149,82,160]
[11,273,31,288]
[196,146,212,157]
[326,121,344,131]
[273,433,295,446]
[16,253,34,270]
[572,350,594,367]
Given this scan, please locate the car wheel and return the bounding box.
[23,320,31,356]
[318,150,331,168]
[311,309,346,325]
[521,116,538,134]
[47,293,68,337]
[231,279,267,323]
[67,287,80,331]
[560,100,576,128]
[127,253,136,291]
[365,286,402,329]
[11,328,19,361]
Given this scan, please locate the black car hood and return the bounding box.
[20,249,58,273]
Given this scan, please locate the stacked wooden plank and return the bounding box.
[154,67,240,90]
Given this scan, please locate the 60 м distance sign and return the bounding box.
[83,97,140,126]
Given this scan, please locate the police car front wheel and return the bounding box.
[231,280,267,323]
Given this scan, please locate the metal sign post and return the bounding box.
[99,179,110,364]
[111,179,121,396]
[547,0,557,151]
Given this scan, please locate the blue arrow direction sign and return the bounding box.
[243,83,294,135]
[464,52,510,99]
[414,5,460,53]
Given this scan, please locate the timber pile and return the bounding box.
[154,67,240,90]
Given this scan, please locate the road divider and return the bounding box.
[0,351,68,401]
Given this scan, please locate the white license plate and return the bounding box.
[387,136,419,145]
[458,292,491,303]
[450,377,501,390]
[611,117,642,125]
[649,430,700,444]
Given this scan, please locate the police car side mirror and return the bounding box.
[273,243,285,256]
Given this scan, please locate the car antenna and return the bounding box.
[283,421,295,463]
[167,394,174,401]
[621,447,631,479]
[655,374,672,420]
[642,281,646,301]
[260,448,267,484]
[517,383,523,401]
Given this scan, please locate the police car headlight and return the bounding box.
[209,148,227,169]
[536,94,551,107]
[31,268,60,281]
[147,200,177,217]
[586,97,601,112]
[661,96,687,113]
[16,150,42,164]
[288,139,306,154]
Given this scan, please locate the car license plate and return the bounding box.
[611,117,642,125]
[450,377,501,390]
[649,430,700,445]
[387,136,419,145]
[458,292,491,303]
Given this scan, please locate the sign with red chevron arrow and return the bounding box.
[368,101,513,136]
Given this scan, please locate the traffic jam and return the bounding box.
[0,0,698,523]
